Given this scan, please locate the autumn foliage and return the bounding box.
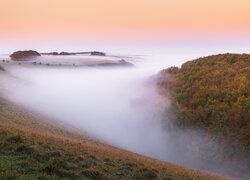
[158,53,250,175]
[10,50,41,60]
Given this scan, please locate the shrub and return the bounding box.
[15,145,35,155]
[7,136,23,143]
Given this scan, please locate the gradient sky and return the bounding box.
[1,0,250,52]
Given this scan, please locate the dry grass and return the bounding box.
[0,97,233,179]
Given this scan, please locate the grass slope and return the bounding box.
[0,97,231,180]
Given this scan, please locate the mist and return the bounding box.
[1,53,247,179]
[0,53,194,158]
[2,58,170,157]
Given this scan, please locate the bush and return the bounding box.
[15,145,35,155]
[81,169,107,180]
[131,168,157,180]
[7,136,23,143]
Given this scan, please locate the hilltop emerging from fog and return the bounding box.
[10,50,41,61]
[41,51,106,56]
[7,50,134,67]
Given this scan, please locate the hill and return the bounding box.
[157,53,250,178]
[0,90,230,178]
[10,50,41,61]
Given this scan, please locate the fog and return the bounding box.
[0,54,193,157]
[0,53,247,179]
[2,56,171,156]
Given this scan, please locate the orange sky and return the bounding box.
[0,0,250,43]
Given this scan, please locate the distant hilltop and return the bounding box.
[9,50,106,61]
[41,51,106,56]
[97,59,134,67]
[7,50,134,67]
[10,50,41,61]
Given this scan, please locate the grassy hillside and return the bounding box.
[0,96,232,180]
[157,53,249,178]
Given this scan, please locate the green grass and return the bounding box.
[0,97,232,180]
[0,129,160,179]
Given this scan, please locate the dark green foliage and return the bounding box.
[131,168,158,180]
[0,164,19,180]
[7,136,23,143]
[15,145,35,155]
[81,169,108,180]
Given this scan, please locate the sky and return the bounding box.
[0,0,250,53]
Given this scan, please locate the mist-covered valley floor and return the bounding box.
[0,54,176,160]
[0,53,248,179]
